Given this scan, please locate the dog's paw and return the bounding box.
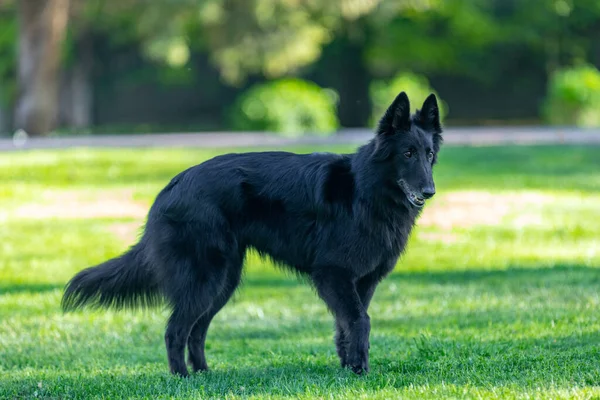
[348,361,369,375]
[171,368,190,378]
[345,352,369,375]
[191,364,209,374]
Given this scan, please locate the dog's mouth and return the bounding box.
[398,180,425,208]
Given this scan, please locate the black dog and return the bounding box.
[62,91,443,376]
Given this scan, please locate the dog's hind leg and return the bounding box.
[162,244,234,377]
[165,302,204,377]
[187,258,243,372]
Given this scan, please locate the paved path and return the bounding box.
[1,127,599,151]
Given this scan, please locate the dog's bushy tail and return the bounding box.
[61,244,161,311]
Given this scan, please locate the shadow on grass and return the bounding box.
[243,263,600,289]
[0,282,64,295]
[388,263,600,285]
[220,265,600,341]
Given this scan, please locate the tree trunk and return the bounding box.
[59,31,93,130]
[0,97,7,135]
[308,20,371,128]
[590,23,600,70]
[14,0,70,136]
[334,36,371,128]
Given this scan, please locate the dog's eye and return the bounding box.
[427,152,434,161]
[404,151,413,158]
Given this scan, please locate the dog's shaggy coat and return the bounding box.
[62,91,443,376]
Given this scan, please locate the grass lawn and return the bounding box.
[1,144,599,399]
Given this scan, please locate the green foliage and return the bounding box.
[0,12,16,106]
[4,0,600,129]
[1,145,600,399]
[230,79,340,137]
[366,0,600,85]
[126,0,374,85]
[370,71,448,127]
[542,64,600,127]
[366,1,500,79]
[195,0,383,84]
[196,0,331,85]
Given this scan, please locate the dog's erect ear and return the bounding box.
[418,93,441,133]
[419,93,443,161]
[378,91,410,134]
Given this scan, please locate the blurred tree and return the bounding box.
[367,0,496,80]
[2,0,600,134]
[131,0,380,84]
[367,0,600,79]
[66,0,385,129]
[57,0,99,130]
[0,1,15,133]
[170,0,382,127]
[14,0,70,136]
[308,19,373,128]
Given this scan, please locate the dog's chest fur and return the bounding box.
[352,204,418,276]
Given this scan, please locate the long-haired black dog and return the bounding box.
[62,91,443,376]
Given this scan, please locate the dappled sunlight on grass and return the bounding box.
[1,145,599,399]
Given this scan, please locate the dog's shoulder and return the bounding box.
[318,154,355,211]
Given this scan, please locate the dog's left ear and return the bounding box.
[419,93,443,160]
[418,93,441,133]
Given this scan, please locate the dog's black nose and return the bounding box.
[422,187,436,199]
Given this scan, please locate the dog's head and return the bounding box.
[374,91,443,208]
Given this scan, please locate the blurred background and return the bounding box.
[2,0,600,138]
[2,2,600,398]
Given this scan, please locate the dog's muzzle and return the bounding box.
[398,179,425,208]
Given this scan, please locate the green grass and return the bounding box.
[1,144,600,399]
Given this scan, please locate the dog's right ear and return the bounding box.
[377,91,410,135]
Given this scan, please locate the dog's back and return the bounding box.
[145,150,370,275]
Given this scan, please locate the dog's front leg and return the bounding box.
[335,319,349,367]
[334,272,380,366]
[312,267,370,374]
